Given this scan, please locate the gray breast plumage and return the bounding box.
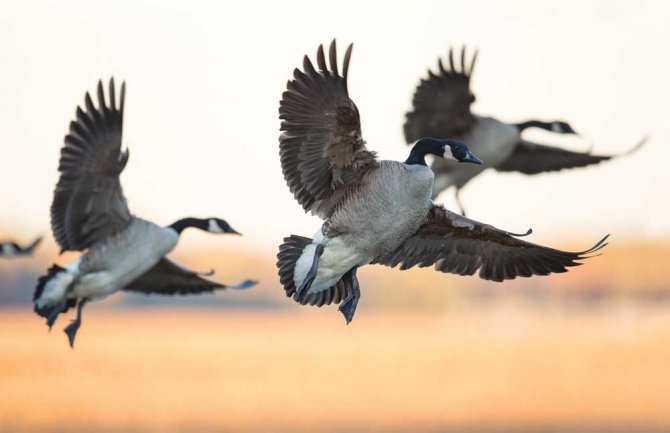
[73,218,179,298]
[430,116,520,190]
[327,160,434,258]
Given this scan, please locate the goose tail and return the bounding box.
[277,235,313,301]
[34,264,76,328]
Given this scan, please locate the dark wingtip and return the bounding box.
[622,135,649,156]
[507,228,533,237]
[579,234,610,256]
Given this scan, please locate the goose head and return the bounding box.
[168,217,240,235]
[406,137,483,166]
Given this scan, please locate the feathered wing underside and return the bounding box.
[279,40,378,219]
[374,204,608,282]
[404,46,478,143]
[124,258,255,295]
[51,78,131,252]
[495,137,648,175]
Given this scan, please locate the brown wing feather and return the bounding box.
[279,40,377,219]
[124,258,255,295]
[404,46,478,143]
[51,78,131,252]
[496,140,611,175]
[374,204,608,282]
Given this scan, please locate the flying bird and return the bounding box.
[276,40,608,324]
[404,46,646,215]
[0,236,42,258]
[34,79,256,347]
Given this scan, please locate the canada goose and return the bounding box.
[276,40,608,324]
[404,47,647,215]
[34,78,256,347]
[0,236,42,258]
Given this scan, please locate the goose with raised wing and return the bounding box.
[404,47,646,215]
[0,236,42,258]
[34,79,256,347]
[276,40,608,324]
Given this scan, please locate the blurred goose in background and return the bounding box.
[404,46,647,215]
[0,236,42,258]
[276,40,608,324]
[35,78,256,347]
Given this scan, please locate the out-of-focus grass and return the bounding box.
[1,305,669,433]
[3,237,669,308]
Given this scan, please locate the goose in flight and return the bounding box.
[0,236,42,257]
[276,40,608,324]
[34,79,256,347]
[404,46,646,215]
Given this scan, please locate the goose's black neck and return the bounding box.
[514,120,553,132]
[405,139,444,166]
[168,217,206,234]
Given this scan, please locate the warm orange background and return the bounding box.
[2,0,670,432]
[2,240,670,432]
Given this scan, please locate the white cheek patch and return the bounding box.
[208,219,224,233]
[443,149,458,161]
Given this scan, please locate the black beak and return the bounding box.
[462,150,483,165]
[227,227,242,235]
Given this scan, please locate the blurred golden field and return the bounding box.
[1,305,670,433]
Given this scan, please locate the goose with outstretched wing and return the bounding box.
[35,79,255,347]
[276,40,608,324]
[404,46,646,215]
[0,236,43,258]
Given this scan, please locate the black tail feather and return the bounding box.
[34,264,75,324]
[276,235,353,307]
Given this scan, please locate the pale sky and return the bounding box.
[1,0,668,253]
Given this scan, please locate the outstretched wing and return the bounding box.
[51,78,131,252]
[22,236,43,254]
[124,258,256,295]
[279,39,378,219]
[404,46,478,143]
[374,204,608,282]
[495,137,648,175]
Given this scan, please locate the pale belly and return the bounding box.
[70,250,166,300]
[70,220,179,300]
[295,161,434,294]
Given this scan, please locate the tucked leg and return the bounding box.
[338,267,361,325]
[63,299,87,348]
[296,243,325,303]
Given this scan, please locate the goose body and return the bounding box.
[405,47,646,214]
[277,41,607,324]
[35,79,255,347]
[0,237,42,258]
[37,219,177,308]
[431,116,519,194]
[295,161,434,294]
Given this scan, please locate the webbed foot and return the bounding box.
[338,268,361,324]
[63,299,87,348]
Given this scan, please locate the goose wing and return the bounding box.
[22,236,43,254]
[51,78,131,252]
[124,258,256,295]
[404,46,478,143]
[279,40,378,219]
[495,137,648,175]
[373,204,608,282]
